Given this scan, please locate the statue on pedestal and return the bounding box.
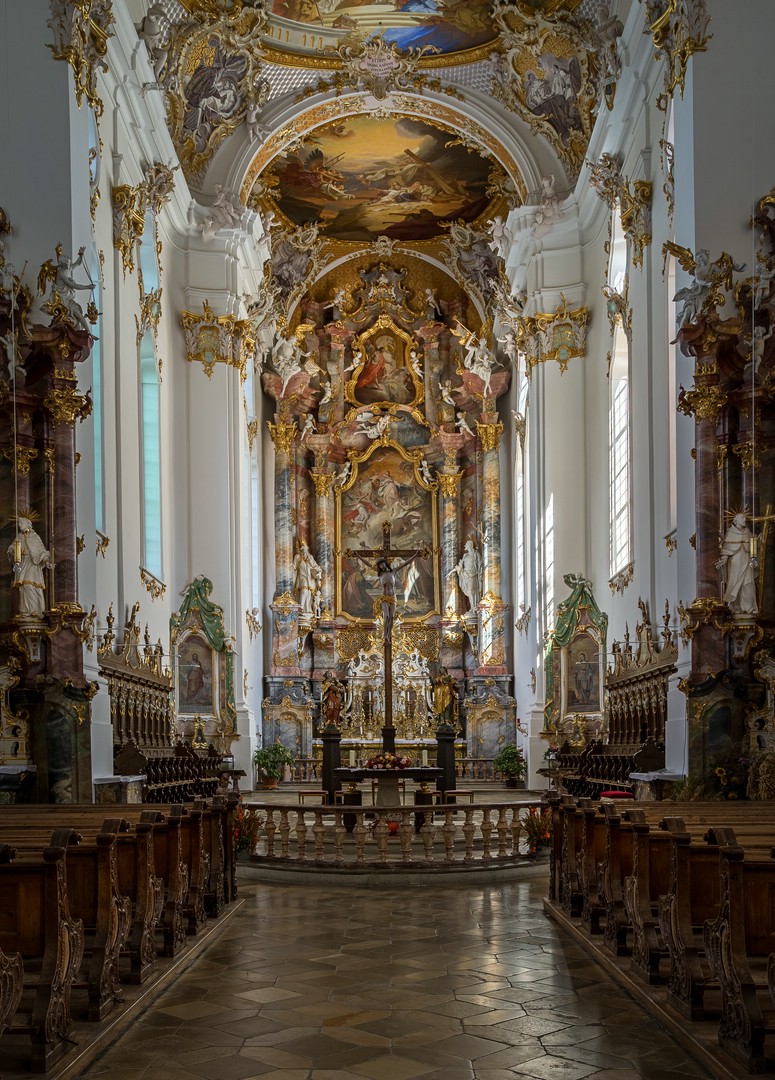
[717,513,758,615]
[7,517,52,619]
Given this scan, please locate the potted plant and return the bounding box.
[493,744,527,788]
[253,742,295,789]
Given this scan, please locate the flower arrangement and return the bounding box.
[233,802,263,853]
[364,752,412,770]
[521,807,553,853]
[543,743,560,761]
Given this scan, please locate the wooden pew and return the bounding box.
[702,829,775,1072]
[0,942,23,1041]
[0,822,132,1021]
[0,832,84,1071]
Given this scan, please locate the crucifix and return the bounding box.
[345,521,430,753]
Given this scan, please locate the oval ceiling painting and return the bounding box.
[264,1,496,58]
[264,115,494,242]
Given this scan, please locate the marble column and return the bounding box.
[437,459,462,617]
[310,465,335,616]
[268,418,299,671]
[476,417,507,672]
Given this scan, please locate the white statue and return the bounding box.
[293,541,322,618]
[419,458,434,485]
[7,518,52,618]
[408,348,424,380]
[593,2,624,83]
[424,286,438,317]
[199,216,218,244]
[752,255,775,312]
[716,513,758,615]
[746,324,773,378]
[449,540,482,612]
[245,97,269,143]
[532,175,562,238]
[212,185,244,229]
[439,379,456,407]
[319,379,333,405]
[137,5,169,82]
[41,246,95,335]
[300,414,316,440]
[272,336,316,395]
[496,328,519,366]
[356,408,390,440]
[337,459,352,487]
[488,215,512,256]
[456,410,475,438]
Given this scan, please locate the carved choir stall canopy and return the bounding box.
[544,573,607,745]
[98,601,172,754]
[606,599,677,750]
[171,576,237,752]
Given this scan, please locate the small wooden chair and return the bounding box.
[441,790,474,804]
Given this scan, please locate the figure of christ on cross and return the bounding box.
[345,521,430,753]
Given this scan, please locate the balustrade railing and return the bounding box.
[242,800,544,868]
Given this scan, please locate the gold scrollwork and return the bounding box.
[96,531,110,558]
[609,562,634,594]
[335,625,373,663]
[139,566,166,600]
[397,625,439,662]
[181,301,256,379]
[271,591,297,618]
[44,385,92,426]
[665,531,678,555]
[2,446,38,476]
[476,420,503,452]
[247,419,259,448]
[676,382,727,424]
[311,471,334,498]
[437,472,461,498]
[112,185,145,277]
[732,441,763,472]
[267,420,297,454]
[246,608,262,640]
[47,0,115,117]
[518,296,589,374]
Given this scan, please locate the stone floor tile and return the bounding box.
[346,1053,436,1079]
[508,1053,599,1078]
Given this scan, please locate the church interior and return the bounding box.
[2,0,775,1076]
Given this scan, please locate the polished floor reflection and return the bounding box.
[79,865,715,1080]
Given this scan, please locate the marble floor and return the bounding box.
[79,864,718,1080]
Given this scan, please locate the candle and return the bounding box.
[421,749,428,767]
[349,750,356,766]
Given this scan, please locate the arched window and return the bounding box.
[140,330,162,577]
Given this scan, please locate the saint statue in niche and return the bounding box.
[178,634,214,714]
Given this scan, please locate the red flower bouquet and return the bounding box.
[364,752,412,770]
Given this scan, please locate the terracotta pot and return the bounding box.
[261,777,279,790]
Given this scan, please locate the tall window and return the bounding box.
[140,331,162,577]
[609,335,631,574]
[608,208,631,575]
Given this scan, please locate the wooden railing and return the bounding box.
[242,800,545,868]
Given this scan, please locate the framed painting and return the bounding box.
[561,628,603,718]
[347,319,420,407]
[336,443,438,622]
[177,631,217,717]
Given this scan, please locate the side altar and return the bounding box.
[260,260,517,760]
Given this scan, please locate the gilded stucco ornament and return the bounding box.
[113,163,175,278]
[44,384,92,426]
[518,296,589,374]
[269,222,331,315]
[643,0,712,104]
[46,0,115,117]
[267,420,297,455]
[310,34,440,101]
[609,562,634,595]
[139,566,166,600]
[162,5,269,179]
[443,222,501,313]
[491,2,598,180]
[181,300,256,379]
[589,154,652,268]
[676,382,726,425]
[2,447,38,476]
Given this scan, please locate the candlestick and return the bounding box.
[421,749,428,767]
[349,750,356,766]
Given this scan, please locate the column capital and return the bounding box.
[267,419,297,454]
[475,420,503,452]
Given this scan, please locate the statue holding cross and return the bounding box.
[345,520,430,752]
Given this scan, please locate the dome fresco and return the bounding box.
[264,0,497,58]
[263,114,495,242]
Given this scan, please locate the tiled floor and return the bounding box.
[80,863,715,1080]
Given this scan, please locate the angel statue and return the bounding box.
[451,322,494,395]
[664,242,745,332]
[38,244,96,335]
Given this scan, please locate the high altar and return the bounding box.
[261,262,517,762]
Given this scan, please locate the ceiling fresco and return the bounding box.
[263,115,494,242]
[265,1,497,57]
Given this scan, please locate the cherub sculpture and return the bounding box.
[664,242,745,331]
